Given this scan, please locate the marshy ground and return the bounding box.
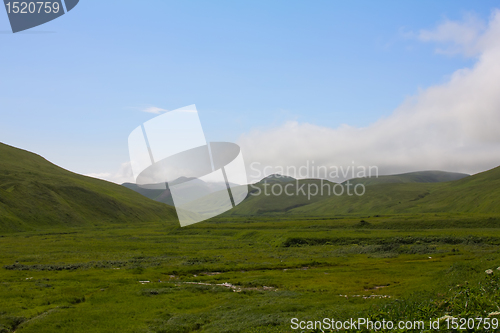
[1,215,500,332]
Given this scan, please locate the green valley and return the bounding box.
[1,143,500,332]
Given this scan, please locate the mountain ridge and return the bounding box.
[0,142,177,232]
[343,170,469,186]
[289,165,500,216]
[222,168,498,216]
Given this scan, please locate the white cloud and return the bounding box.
[86,162,134,184]
[238,10,500,182]
[417,13,486,56]
[142,106,168,114]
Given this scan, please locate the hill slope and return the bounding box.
[344,170,469,186]
[122,183,174,206]
[225,171,473,216]
[224,177,336,215]
[0,143,177,232]
[291,166,500,216]
[122,177,232,207]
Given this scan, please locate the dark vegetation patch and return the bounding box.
[3,255,172,271]
[282,235,500,247]
[330,243,438,256]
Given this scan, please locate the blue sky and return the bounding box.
[1,1,500,182]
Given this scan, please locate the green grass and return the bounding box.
[2,216,500,332]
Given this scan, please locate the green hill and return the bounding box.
[290,165,500,216]
[258,174,296,184]
[122,177,233,207]
[122,183,174,206]
[225,177,335,215]
[225,170,474,216]
[344,170,469,186]
[0,143,177,232]
[123,171,470,217]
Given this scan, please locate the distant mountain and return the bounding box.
[344,170,469,186]
[120,166,497,218]
[258,174,296,184]
[224,168,500,216]
[122,182,174,206]
[0,143,177,232]
[123,178,237,206]
[225,178,334,215]
[126,171,468,213]
[291,166,500,216]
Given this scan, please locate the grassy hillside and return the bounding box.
[291,165,500,216]
[258,174,296,184]
[122,177,232,207]
[225,170,475,216]
[225,177,336,215]
[124,171,470,217]
[409,165,500,214]
[0,143,177,232]
[345,170,469,186]
[122,183,174,206]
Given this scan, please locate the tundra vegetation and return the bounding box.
[2,143,500,332]
[1,216,500,332]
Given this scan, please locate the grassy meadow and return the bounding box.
[2,215,500,332]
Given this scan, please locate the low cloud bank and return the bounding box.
[239,10,500,182]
